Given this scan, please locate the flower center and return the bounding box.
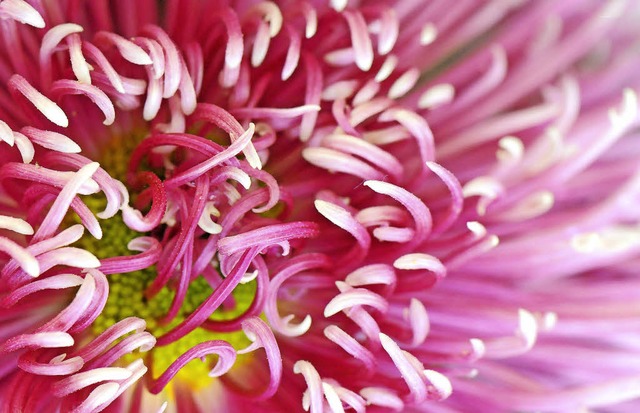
[74,134,256,389]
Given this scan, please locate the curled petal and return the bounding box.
[149,341,236,394]
[1,332,74,353]
[41,23,83,59]
[322,134,403,180]
[373,226,414,243]
[241,166,279,213]
[215,7,243,87]
[299,54,323,141]
[94,32,153,65]
[322,80,359,102]
[20,127,81,153]
[393,253,446,279]
[25,186,102,240]
[375,54,398,83]
[85,332,156,369]
[350,97,393,127]
[39,24,84,86]
[328,381,366,413]
[247,1,283,37]
[121,172,167,232]
[324,286,388,317]
[406,299,430,346]
[35,247,101,274]
[67,34,91,84]
[178,58,197,115]
[185,43,203,94]
[303,147,385,180]
[50,80,116,125]
[0,215,33,235]
[0,163,99,195]
[322,381,345,413]
[191,102,244,135]
[300,2,317,38]
[43,153,124,219]
[360,387,404,411]
[0,0,45,28]
[82,41,125,93]
[142,25,182,98]
[356,205,408,228]
[73,382,120,413]
[282,25,301,80]
[345,264,396,287]
[134,37,165,80]
[70,269,109,333]
[218,222,318,257]
[198,202,223,235]
[418,83,455,110]
[18,352,84,376]
[426,162,463,233]
[33,162,100,243]
[148,177,209,296]
[143,75,163,121]
[314,200,371,261]
[484,309,539,359]
[388,68,419,99]
[265,254,328,336]
[99,237,162,274]
[324,325,375,370]
[462,176,505,216]
[87,360,148,413]
[73,317,147,362]
[354,80,381,106]
[0,225,84,280]
[164,123,255,187]
[379,333,428,403]
[0,120,14,146]
[294,361,323,413]
[251,20,271,67]
[8,75,69,127]
[379,108,434,165]
[52,367,133,397]
[422,369,453,401]
[0,236,39,277]
[497,190,555,222]
[364,180,433,244]
[2,273,83,308]
[37,272,96,334]
[376,8,398,55]
[237,317,282,399]
[343,11,373,71]
[12,131,35,163]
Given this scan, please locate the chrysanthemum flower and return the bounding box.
[0,0,639,411]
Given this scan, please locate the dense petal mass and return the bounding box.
[0,1,639,412]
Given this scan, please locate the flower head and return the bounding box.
[0,0,639,412]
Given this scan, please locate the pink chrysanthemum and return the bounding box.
[0,0,639,411]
